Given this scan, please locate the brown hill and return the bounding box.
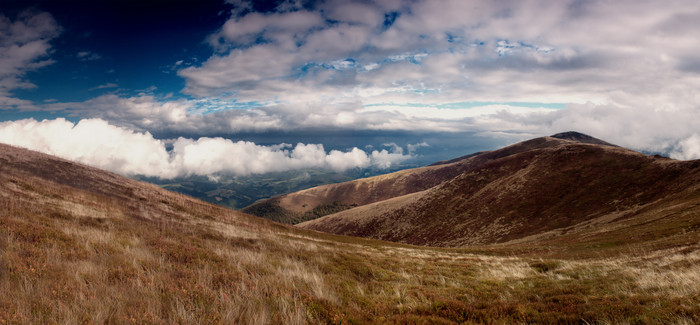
[243,155,471,224]
[243,132,603,224]
[2,142,700,323]
[298,134,700,248]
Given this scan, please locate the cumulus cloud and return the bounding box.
[0,10,60,108]
[0,118,172,176]
[0,118,413,179]
[370,149,409,169]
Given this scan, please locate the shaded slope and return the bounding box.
[299,137,700,248]
[2,143,700,323]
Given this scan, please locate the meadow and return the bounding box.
[1,149,698,324]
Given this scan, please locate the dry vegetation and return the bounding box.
[300,137,700,250]
[242,154,477,224]
[1,143,699,324]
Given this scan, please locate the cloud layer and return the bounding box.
[0,118,412,179]
[176,0,700,158]
[180,0,700,109]
[4,2,700,167]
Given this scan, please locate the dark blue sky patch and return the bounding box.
[1,0,228,103]
[383,11,399,30]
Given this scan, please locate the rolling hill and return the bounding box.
[297,133,700,249]
[1,141,699,323]
[241,158,468,224]
[243,132,618,225]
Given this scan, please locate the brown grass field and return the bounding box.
[1,143,699,324]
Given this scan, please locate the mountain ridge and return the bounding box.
[296,133,700,250]
[244,132,618,224]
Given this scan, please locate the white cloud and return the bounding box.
[670,134,700,160]
[51,94,192,130]
[0,118,172,176]
[407,141,429,154]
[382,142,403,154]
[169,0,700,160]
[321,1,384,27]
[370,149,408,169]
[180,0,700,110]
[212,10,324,47]
[0,10,60,107]
[33,92,700,161]
[0,118,413,179]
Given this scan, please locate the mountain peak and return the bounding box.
[550,131,616,146]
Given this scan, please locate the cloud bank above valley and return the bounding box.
[1,0,700,178]
[0,118,411,178]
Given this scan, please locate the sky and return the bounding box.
[1,0,700,179]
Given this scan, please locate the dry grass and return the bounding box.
[1,144,699,324]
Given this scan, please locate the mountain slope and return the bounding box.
[299,135,700,248]
[2,142,700,323]
[243,132,602,224]
[242,156,472,223]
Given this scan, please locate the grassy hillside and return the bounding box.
[242,146,510,224]
[141,169,360,210]
[1,143,699,323]
[244,132,616,224]
[300,136,700,249]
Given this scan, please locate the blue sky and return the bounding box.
[1,0,700,178]
[3,0,226,103]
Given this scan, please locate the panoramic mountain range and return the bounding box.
[1,133,699,323]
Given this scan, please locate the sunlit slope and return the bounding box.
[242,160,468,224]
[1,143,699,324]
[299,136,700,249]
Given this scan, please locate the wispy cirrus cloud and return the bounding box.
[89,82,118,91]
[76,50,101,61]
